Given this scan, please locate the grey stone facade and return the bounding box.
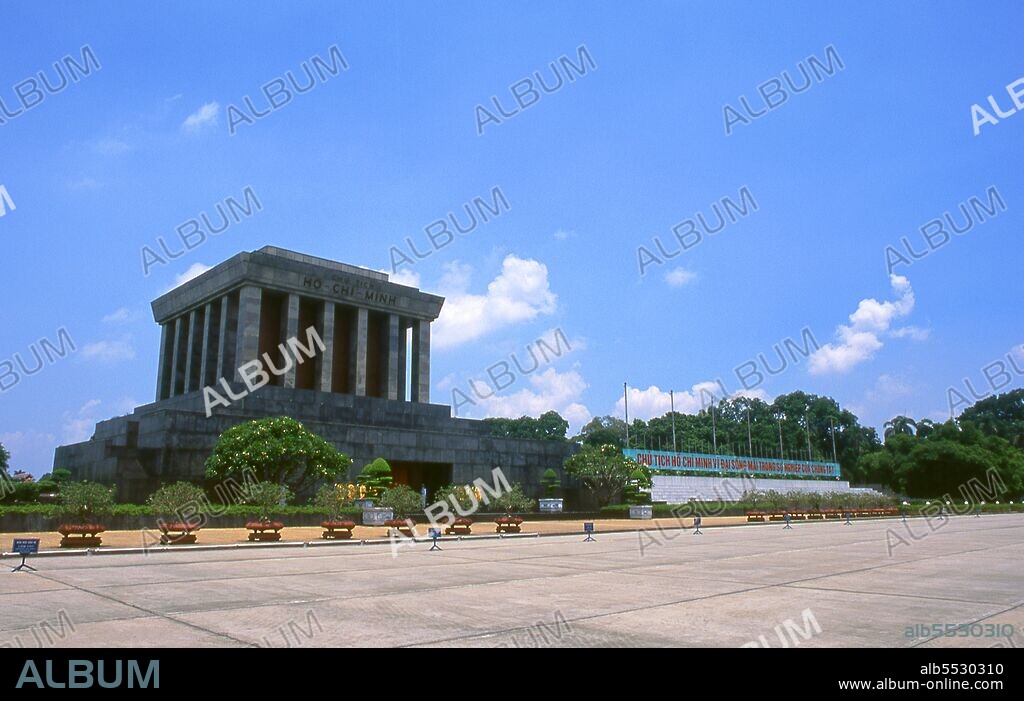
[54,246,574,502]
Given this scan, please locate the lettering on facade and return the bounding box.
[302,276,397,307]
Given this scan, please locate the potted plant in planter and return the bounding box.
[56,481,113,548]
[314,483,356,539]
[379,484,422,537]
[432,482,480,533]
[244,481,292,542]
[148,481,207,544]
[538,468,563,513]
[624,467,653,519]
[356,458,393,524]
[492,483,536,534]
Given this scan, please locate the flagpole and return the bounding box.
[746,405,752,455]
[623,382,629,448]
[805,412,813,461]
[830,417,838,461]
[670,390,677,452]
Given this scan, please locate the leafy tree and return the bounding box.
[884,415,918,440]
[959,389,1024,448]
[58,482,114,523]
[379,484,422,517]
[573,416,627,448]
[623,467,653,505]
[148,482,206,520]
[205,417,351,493]
[540,468,560,497]
[484,411,569,441]
[0,442,9,474]
[490,483,536,514]
[313,483,353,520]
[356,458,393,499]
[433,483,478,512]
[245,481,293,521]
[563,444,645,506]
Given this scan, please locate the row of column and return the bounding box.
[156,285,431,403]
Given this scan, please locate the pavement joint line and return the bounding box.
[909,600,1024,648]
[778,583,1013,607]
[26,571,255,647]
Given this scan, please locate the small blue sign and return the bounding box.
[428,528,441,539]
[12,539,39,555]
[583,522,594,533]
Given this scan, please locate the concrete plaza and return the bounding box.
[2,515,1021,648]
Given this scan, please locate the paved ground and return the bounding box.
[1,514,1021,648]
[0,516,749,551]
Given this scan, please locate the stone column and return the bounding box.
[234,285,262,382]
[318,302,335,392]
[216,295,230,380]
[386,313,400,400]
[411,319,430,403]
[199,302,214,388]
[169,316,184,397]
[282,292,300,389]
[397,320,408,402]
[350,307,368,396]
[183,310,199,393]
[155,322,171,401]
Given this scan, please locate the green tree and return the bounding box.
[205,417,351,493]
[490,483,536,514]
[245,481,293,521]
[58,482,114,523]
[540,468,560,497]
[313,483,353,520]
[573,416,627,448]
[148,482,207,520]
[483,411,569,441]
[959,389,1024,448]
[356,458,393,499]
[379,484,421,518]
[884,415,918,440]
[563,444,645,506]
[0,442,9,474]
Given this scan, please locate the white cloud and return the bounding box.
[61,398,136,445]
[92,137,130,156]
[457,367,592,433]
[68,177,101,190]
[890,326,930,341]
[169,262,212,290]
[80,340,135,362]
[102,307,139,324]
[0,431,57,477]
[433,255,557,349]
[553,229,574,241]
[808,274,916,375]
[182,101,220,132]
[613,382,770,420]
[389,269,421,288]
[664,268,697,288]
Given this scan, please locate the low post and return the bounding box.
[583,522,595,542]
[428,528,442,551]
[693,516,702,535]
[844,511,852,525]
[783,512,792,530]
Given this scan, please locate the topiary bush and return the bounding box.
[356,458,393,500]
[490,483,536,515]
[379,484,422,518]
[540,468,560,498]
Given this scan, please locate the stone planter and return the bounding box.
[628,504,653,519]
[362,507,393,526]
[538,498,563,513]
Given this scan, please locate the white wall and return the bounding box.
[651,475,878,503]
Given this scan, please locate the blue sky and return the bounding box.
[1,1,1021,476]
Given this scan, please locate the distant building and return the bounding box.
[55,246,572,502]
[10,471,34,483]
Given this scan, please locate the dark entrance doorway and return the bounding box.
[389,461,452,501]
